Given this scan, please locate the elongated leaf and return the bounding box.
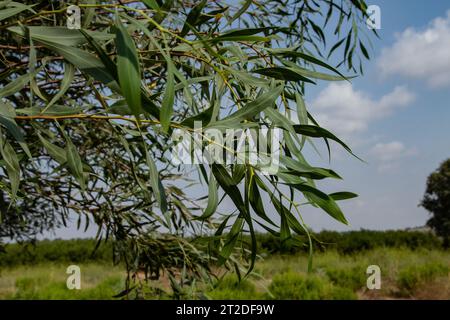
[215,27,272,39]
[210,85,283,128]
[0,101,31,157]
[197,174,218,220]
[80,29,118,81]
[44,63,74,110]
[115,16,142,117]
[248,171,276,226]
[212,164,246,213]
[36,39,118,90]
[142,0,160,11]
[253,67,315,83]
[146,151,168,213]
[65,134,86,190]
[295,93,308,125]
[229,0,252,24]
[284,51,347,79]
[8,26,114,46]
[290,183,348,224]
[283,61,349,81]
[160,61,175,132]
[0,3,34,21]
[38,133,67,164]
[280,157,341,180]
[0,137,21,198]
[180,0,207,37]
[16,105,84,116]
[0,68,40,99]
[293,124,356,156]
[329,192,358,201]
[219,216,244,263]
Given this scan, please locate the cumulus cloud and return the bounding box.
[378,11,450,88]
[369,141,418,172]
[309,83,415,138]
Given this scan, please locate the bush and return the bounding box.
[325,265,366,291]
[0,239,113,267]
[396,262,449,295]
[252,230,443,255]
[207,275,263,300]
[268,272,357,300]
[13,276,123,300]
[1,230,444,268]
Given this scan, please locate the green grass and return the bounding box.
[0,263,125,300]
[0,248,449,300]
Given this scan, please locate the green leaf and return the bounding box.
[197,173,218,220]
[210,27,273,43]
[160,61,175,132]
[283,61,349,81]
[219,216,244,263]
[44,63,75,110]
[329,192,358,201]
[272,50,348,80]
[293,124,357,158]
[38,133,67,164]
[212,164,246,213]
[7,26,114,46]
[142,0,161,11]
[359,40,370,59]
[180,0,207,37]
[328,38,345,59]
[65,134,86,190]
[0,101,31,157]
[290,183,348,225]
[36,39,118,90]
[148,0,174,31]
[0,137,21,199]
[210,85,283,128]
[0,3,34,21]
[80,29,118,81]
[146,151,168,213]
[280,157,342,180]
[295,93,308,125]
[229,0,252,25]
[215,27,272,39]
[180,104,215,128]
[16,105,84,116]
[253,67,315,83]
[248,171,276,226]
[115,16,142,117]
[0,68,41,99]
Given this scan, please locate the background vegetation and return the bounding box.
[0,231,448,300]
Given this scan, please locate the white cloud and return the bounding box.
[309,83,415,138]
[369,141,418,172]
[378,11,450,88]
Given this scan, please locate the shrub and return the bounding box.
[268,272,356,300]
[0,239,113,267]
[325,265,366,291]
[207,275,262,300]
[396,262,449,295]
[13,276,124,300]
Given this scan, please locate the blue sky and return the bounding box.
[300,0,450,231]
[46,0,450,238]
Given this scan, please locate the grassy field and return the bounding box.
[1,248,448,300]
